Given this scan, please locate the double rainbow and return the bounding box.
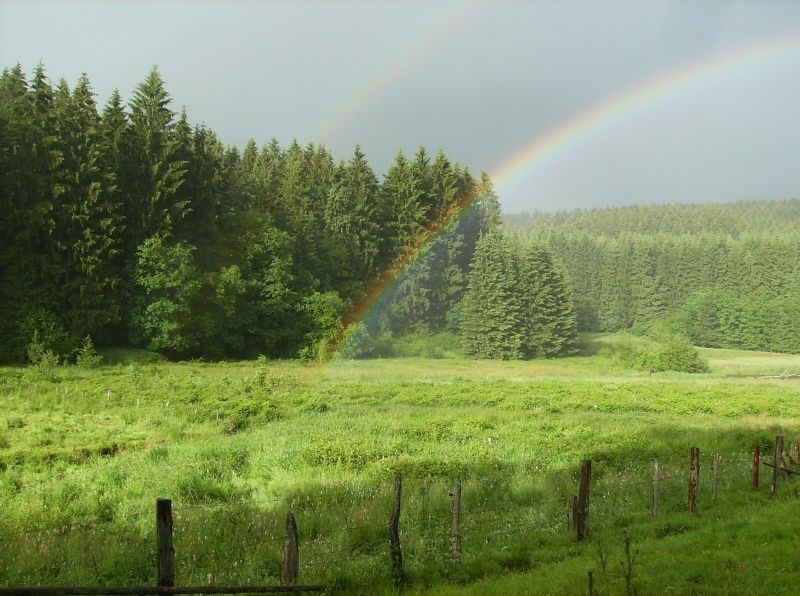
[329,30,800,355]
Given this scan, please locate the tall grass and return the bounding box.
[1,338,799,592]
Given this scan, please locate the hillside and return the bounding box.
[507,200,800,354]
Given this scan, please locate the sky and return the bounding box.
[1,0,799,213]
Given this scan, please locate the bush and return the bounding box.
[20,310,74,363]
[24,331,61,381]
[76,336,103,368]
[650,335,710,373]
[391,331,464,359]
[612,332,709,373]
[335,322,394,359]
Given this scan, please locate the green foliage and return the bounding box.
[0,64,514,363]
[390,331,464,359]
[336,322,389,359]
[652,334,710,373]
[462,232,578,359]
[613,333,709,373]
[132,236,201,356]
[20,310,75,363]
[25,331,60,368]
[515,202,800,354]
[298,292,345,361]
[461,232,526,359]
[75,336,103,368]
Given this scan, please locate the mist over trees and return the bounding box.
[511,201,800,353]
[1,65,579,363]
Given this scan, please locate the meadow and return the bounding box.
[1,335,800,594]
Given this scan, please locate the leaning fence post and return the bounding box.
[389,476,405,586]
[771,436,784,496]
[282,512,299,584]
[753,446,760,491]
[652,459,659,516]
[576,460,591,540]
[450,479,462,564]
[156,498,174,587]
[688,448,699,515]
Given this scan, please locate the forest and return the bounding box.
[0,65,581,364]
[509,200,800,354]
[3,64,797,366]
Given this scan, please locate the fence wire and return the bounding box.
[2,444,799,589]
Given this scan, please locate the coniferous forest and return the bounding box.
[510,201,800,353]
[4,64,798,365]
[0,65,581,363]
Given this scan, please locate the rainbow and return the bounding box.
[492,31,800,196]
[329,30,800,356]
[317,1,485,145]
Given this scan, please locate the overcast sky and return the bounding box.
[2,0,799,212]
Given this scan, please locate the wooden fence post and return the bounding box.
[771,435,784,496]
[156,498,174,587]
[568,495,578,532]
[712,455,720,501]
[688,448,699,515]
[576,460,591,540]
[450,479,462,565]
[281,512,299,584]
[389,476,405,586]
[752,446,760,491]
[652,459,659,516]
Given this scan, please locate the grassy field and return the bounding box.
[1,335,800,593]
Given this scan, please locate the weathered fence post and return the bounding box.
[281,512,299,584]
[712,455,720,501]
[652,459,659,516]
[450,479,462,565]
[569,495,578,532]
[688,448,699,515]
[771,435,784,496]
[576,460,591,540]
[587,569,595,596]
[156,498,174,587]
[389,476,405,586]
[753,446,760,491]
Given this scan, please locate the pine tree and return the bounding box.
[461,232,525,359]
[125,67,189,248]
[324,146,381,285]
[55,74,123,340]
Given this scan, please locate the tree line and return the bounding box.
[1,65,578,363]
[511,201,800,354]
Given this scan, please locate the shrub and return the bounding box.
[24,331,61,381]
[19,309,75,362]
[613,332,709,373]
[651,335,710,373]
[335,322,394,359]
[76,336,103,368]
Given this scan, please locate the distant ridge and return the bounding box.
[504,198,800,237]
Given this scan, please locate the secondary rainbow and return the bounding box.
[330,31,800,355]
[317,1,485,145]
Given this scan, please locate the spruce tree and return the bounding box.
[461,232,525,359]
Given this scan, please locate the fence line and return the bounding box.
[2,436,798,593]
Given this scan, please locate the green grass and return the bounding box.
[1,335,800,592]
